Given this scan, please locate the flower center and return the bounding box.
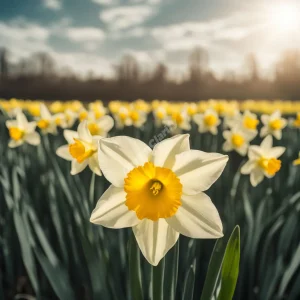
[79,111,88,122]
[156,110,165,120]
[130,111,140,122]
[269,119,282,130]
[88,123,100,135]
[124,162,182,221]
[150,181,162,195]
[172,112,183,125]
[204,114,217,127]
[55,117,62,126]
[94,110,104,119]
[243,116,258,130]
[69,138,95,163]
[9,127,24,141]
[231,134,244,147]
[37,119,50,129]
[258,157,281,175]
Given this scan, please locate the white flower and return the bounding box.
[36,104,57,135]
[153,106,167,127]
[63,109,78,128]
[241,135,285,187]
[90,134,228,265]
[260,110,287,140]
[128,109,147,128]
[87,115,114,137]
[222,127,256,156]
[56,121,102,176]
[240,110,259,135]
[163,110,191,134]
[193,108,220,135]
[223,109,241,129]
[113,106,132,129]
[6,111,41,148]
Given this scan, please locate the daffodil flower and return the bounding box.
[56,121,102,175]
[241,135,285,187]
[87,115,114,137]
[193,108,220,135]
[113,106,133,129]
[260,110,287,140]
[6,111,41,148]
[163,110,191,134]
[90,134,228,265]
[153,106,167,127]
[128,109,147,128]
[241,110,259,134]
[293,152,300,166]
[36,104,57,135]
[222,127,256,156]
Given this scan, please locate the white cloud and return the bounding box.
[65,27,106,42]
[92,0,117,5]
[100,5,156,30]
[0,20,51,61]
[43,0,62,10]
[51,51,114,78]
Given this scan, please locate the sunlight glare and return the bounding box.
[269,3,300,32]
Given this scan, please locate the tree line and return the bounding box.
[1,47,300,101]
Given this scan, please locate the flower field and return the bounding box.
[1,98,300,300]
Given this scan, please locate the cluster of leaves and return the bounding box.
[0,114,300,300]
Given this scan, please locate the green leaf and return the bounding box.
[217,225,240,300]
[200,237,227,300]
[35,249,75,300]
[182,259,196,300]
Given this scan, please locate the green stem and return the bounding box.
[129,233,143,300]
[152,257,165,300]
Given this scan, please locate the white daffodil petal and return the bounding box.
[98,115,114,132]
[222,141,233,152]
[172,150,228,195]
[16,112,28,128]
[260,126,268,138]
[98,136,151,187]
[88,154,101,176]
[8,140,23,148]
[25,132,41,146]
[241,160,256,174]
[64,130,78,144]
[40,103,51,119]
[261,135,273,150]
[133,219,179,266]
[166,193,223,239]
[250,168,264,187]
[273,130,282,140]
[248,146,264,160]
[56,145,73,161]
[71,160,88,175]
[236,144,248,156]
[268,146,286,158]
[90,185,139,228]
[78,121,92,142]
[152,134,190,169]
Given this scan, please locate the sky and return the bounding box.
[1,0,300,79]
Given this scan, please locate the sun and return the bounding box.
[268,3,300,32]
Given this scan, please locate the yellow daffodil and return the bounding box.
[56,121,102,175]
[193,108,220,135]
[87,115,114,136]
[223,127,256,156]
[241,135,285,187]
[91,135,228,265]
[36,104,57,135]
[6,111,40,148]
[260,110,287,140]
